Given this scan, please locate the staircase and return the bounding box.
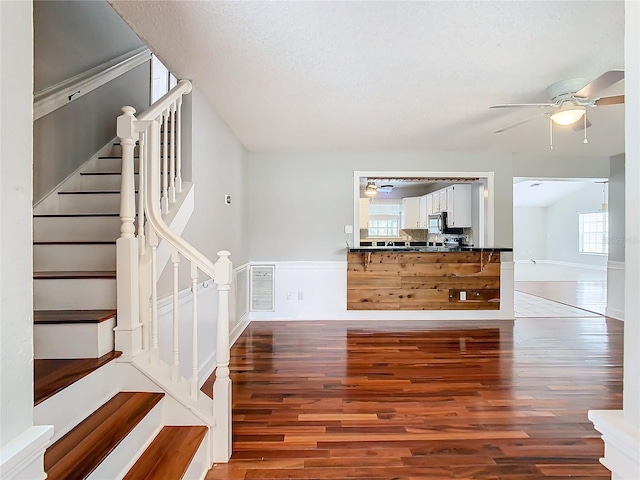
[32,80,232,479]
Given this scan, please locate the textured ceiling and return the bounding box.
[109,1,624,156]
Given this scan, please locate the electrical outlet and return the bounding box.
[224,194,231,205]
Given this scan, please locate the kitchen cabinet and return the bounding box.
[426,194,433,216]
[359,198,370,229]
[445,184,472,227]
[431,192,441,213]
[419,195,428,228]
[401,196,420,229]
[439,190,448,212]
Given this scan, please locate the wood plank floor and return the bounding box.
[206,317,623,479]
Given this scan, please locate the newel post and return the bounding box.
[212,250,233,462]
[114,106,143,359]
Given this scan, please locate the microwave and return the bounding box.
[428,212,463,235]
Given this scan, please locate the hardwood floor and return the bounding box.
[206,317,623,479]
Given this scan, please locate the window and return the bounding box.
[368,199,401,237]
[579,212,608,254]
[151,55,177,103]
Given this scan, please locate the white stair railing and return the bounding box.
[115,80,232,463]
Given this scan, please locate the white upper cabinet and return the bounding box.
[419,195,428,228]
[401,196,421,229]
[445,184,472,227]
[431,192,441,213]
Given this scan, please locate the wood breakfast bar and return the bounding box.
[347,247,512,311]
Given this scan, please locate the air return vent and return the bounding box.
[234,266,249,325]
[250,265,275,312]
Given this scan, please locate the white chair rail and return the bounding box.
[115,79,232,462]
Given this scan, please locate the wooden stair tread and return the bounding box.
[80,171,138,176]
[123,426,207,480]
[34,351,121,405]
[34,309,117,324]
[44,392,164,480]
[34,213,120,218]
[34,271,116,279]
[98,155,139,159]
[34,241,116,245]
[58,190,124,195]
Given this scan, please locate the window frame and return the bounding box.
[578,211,609,255]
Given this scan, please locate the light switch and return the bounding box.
[344,225,353,234]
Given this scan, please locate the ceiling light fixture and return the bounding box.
[550,106,586,126]
[365,181,377,196]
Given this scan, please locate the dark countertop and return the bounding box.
[348,246,513,253]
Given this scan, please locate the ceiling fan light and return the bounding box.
[550,107,586,126]
[365,182,377,196]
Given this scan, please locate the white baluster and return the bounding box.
[146,121,161,365]
[213,250,233,463]
[150,228,159,364]
[169,102,176,204]
[171,249,180,382]
[161,110,169,214]
[114,106,142,359]
[191,262,199,399]
[176,97,183,194]
[137,131,146,253]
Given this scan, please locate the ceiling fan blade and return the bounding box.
[494,112,550,133]
[574,70,624,99]
[573,118,592,131]
[490,103,555,109]
[594,94,624,106]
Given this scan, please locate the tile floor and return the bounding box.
[514,291,601,318]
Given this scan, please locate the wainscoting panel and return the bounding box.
[248,258,514,321]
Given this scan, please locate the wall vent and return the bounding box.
[234,266,249,323]
[250,265,275,312]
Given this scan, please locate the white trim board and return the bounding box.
[34,47,151,120]
[536,259,607,271]
[0,426,53,480]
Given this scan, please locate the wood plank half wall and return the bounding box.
[347,251,501,310]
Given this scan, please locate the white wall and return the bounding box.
[181,85,249,267]
[513,154,610,179]
[159,84,249,295]
[609,153,625,262]
[247,151,514,261]
[0,0,35,447]
[545,183,608,268]
[624,0,640,428]
[513,206,546,261]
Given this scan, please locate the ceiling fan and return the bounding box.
[491,70,624,134]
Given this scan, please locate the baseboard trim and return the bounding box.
[537,259,607,271]
[0,425,53,480]
[605,307,625,321]
[607,260,625,270]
